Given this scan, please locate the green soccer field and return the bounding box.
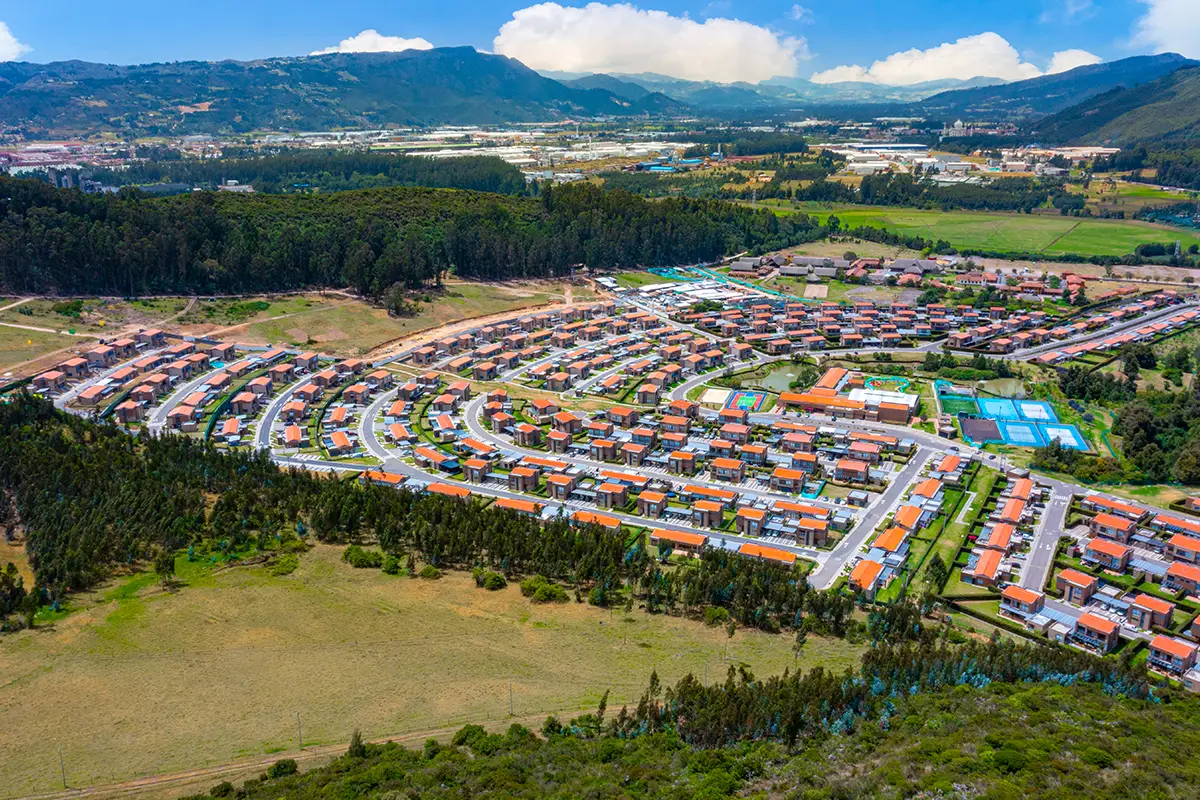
[804,206,1200,257]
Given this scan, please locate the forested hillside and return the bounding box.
[92,150,528,195]
[1029,66,1200,144]
[0,48,681,137]
[920,53,1194,119]
[0,178,822,297]
[193,659,1184,799]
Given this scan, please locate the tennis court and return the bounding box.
[1015,400,1058,423]
[978,397,1019,420]
[727,390,767,412]
[998,420,1047,447]
[1042,423,1089,450]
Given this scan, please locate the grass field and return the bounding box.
[612,270,688,289]
[0,545,861,795]
[797,205,1200,257]
[0,298,187,335]
[0,326,87,377]
[205,285,555,355]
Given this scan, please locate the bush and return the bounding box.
[992,747,1028,774]
[704,606,730,627]
[521,575,568,603]
[209,781,235,798]
[382,554,401,575]
[473,567,506,589]
[269,554,299,576]
[1082,746,1114,768]
[342,545,383,569]
[418,564,442,580]
[267,759,298,779]
[533,583,569,603]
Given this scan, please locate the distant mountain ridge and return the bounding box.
[555,71,1007,110]
[919,53,1196,119]
[1028,65,1200,145]
[0,47,685,137]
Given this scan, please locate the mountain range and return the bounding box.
[559,71,1005,110]
[1028,65,1200,145]
[0,46,1195,140]
[919,53,1195,120]
[0,47,683,137]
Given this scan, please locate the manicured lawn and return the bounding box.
[0,545,864,794]
[613,271,686,288]
[798,205,1200,257]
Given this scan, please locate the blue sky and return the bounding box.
[1,1,1193,84]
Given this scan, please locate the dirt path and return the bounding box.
[197,298,360,342]
[0,297,33,314]
[364,280,602,362]
[18,707,596,800]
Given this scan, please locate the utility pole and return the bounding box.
[58,745,66,789]
[296,712,303,751]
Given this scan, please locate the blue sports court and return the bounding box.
[965,397,1086,450]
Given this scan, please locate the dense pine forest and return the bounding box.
[0,177,823,297]
[89,149,529,196]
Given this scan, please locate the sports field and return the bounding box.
[805,206,1200,257]
[0,545,862,795]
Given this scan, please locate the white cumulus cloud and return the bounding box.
[493,2,809,83]
[311,30,434,56]
[0,22,30,62]
[1047,48,1102,74]
[810,32,1099,85]
[1133,0,1200,58]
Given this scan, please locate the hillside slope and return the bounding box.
[1029,65,1200,144]
[921,53,1194,119]
[0,48,682,137]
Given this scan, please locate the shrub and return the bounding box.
[382,554,400,575]
[418,564,442,580]
[209,781,235,798]
[993,747,1028,774]
[267,759,298,779]
[1082,746,1114,768]
[482,571,507,590]
[520,575,550,597]
[342,545,383,569]
[704,606,730,627]
[533,583,568,603]
[521,575,569,603]
[269,554,299,576]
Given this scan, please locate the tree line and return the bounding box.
[88,149,529,196]
[0,395,826,632]
[0,178,824,298]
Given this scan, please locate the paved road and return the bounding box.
[52,347,169,410]
[254,378,311,449]
[1019,485,1072,591]
[808,449,934,589]
[459,394,846,514]
[147,368,223,433]
[351,392,830,563]
[1014,300,1200,359]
